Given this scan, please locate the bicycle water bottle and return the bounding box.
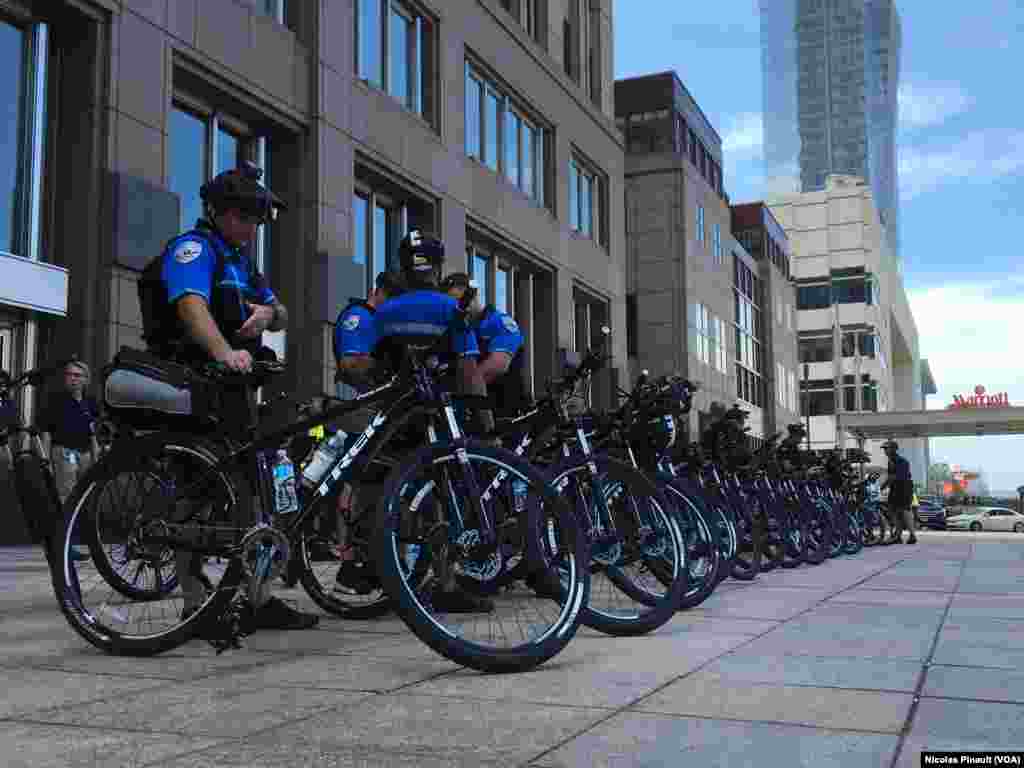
[512,478,528,513]
[405,543,422,573]
[301,429,348,488]
[272,449,300,515]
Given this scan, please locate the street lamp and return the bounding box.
[802,362,810,450]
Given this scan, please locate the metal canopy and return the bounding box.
[839,407,1024,440]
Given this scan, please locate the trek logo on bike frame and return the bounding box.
[316,411,388,497]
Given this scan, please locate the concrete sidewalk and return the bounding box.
[1,532,1022,767]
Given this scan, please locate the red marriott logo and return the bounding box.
[949,385,1011,409]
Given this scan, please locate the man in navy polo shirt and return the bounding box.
[40,359,99,561]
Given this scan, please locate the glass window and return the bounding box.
[465,73,481,159]
[569,159,579,231]
[0,21,25,254]
[697,205,705,244]
[505,110,520,188]
[797,283,831,310]
[359,0,431,119]
[169,107,207,230]
[833,277,867,304]
[495,265,509,314]
[522,120,535,199]
[357,0,384,87]
[353,194,368,266]
[713,223,721,263]
[472,251,490,304]
[388,4,413,107]
[581,172,592,236]
[484,87,500,172]
[859,332,877,358]
[373,202,389,279]
[216,128,239,176]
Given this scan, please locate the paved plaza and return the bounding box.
[1,532,1022,767]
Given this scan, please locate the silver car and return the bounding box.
[946,507,1024,533]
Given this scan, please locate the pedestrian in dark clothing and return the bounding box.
[39,359,99,560]
[881,440,916,544]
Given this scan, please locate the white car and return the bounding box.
[945,507,1024,533]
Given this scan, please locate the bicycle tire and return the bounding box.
[373,441,590,673]
[547,456,687,636]
[52,434,244,656]
[660,479,723,610]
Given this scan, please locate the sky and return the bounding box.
[613,0,1024,492]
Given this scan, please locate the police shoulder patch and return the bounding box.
[173,240,204,264]
[341,313,361,331]
[501,315,519,333]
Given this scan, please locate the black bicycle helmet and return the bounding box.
[399,230,445,274]
[200,161,287,222]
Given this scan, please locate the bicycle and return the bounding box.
[52,333,590,673]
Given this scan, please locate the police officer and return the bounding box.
[327,270,405,593]
[143,161,318,630]
[439,272,527,416]
[334,230,495,612]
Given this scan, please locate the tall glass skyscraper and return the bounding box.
[761,0,901,259]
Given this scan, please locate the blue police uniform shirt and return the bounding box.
[161,226,275,334]
[374,290,479,357]
[334,302,378,360]
[476,307,523,356]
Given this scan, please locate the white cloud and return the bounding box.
[909,280,1024,491]
[721,112,763,156]
[898,82,973,131]
[898,130,1024,201]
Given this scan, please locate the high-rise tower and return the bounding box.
[761,0,901,260]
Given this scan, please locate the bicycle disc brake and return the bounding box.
[452,529,503,583]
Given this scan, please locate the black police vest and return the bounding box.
[139,223,252,360]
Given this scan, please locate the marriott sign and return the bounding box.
[948,385,1011,409]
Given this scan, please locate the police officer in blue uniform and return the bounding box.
[140,162,318,631]
[440,272,527,416]
[334,231,495,612]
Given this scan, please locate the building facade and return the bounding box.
[731,202,801,439]
[768,174,926,481]
[0,0,625,542]
[761,0,901,260]
[616,72,799,444]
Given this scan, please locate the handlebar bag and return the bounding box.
[102,347,221,432]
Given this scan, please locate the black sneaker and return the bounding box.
[526,572,564,600]
[334,561,378,595]
[906,536,918,544]
[247,596,319,630]
[431,587,495,613]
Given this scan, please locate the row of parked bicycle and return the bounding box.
[3,326,896,674]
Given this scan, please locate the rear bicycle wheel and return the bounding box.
[52,435,244,656]
[373,441,589,673]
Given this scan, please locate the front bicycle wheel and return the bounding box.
[373,441,589,674]
[52,434,244,656]
[548,456,687,637]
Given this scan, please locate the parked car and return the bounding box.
[915,501,947,530]
[945,507,1024,533]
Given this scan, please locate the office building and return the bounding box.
[616,72,798,444]
[761,0,901,260]
[731,202,801,439]
[768,174,927,481]
[0,0,625,542]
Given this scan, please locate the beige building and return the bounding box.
[0,0,625,542]
[768,174,929,480]
[616,73,798,443]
